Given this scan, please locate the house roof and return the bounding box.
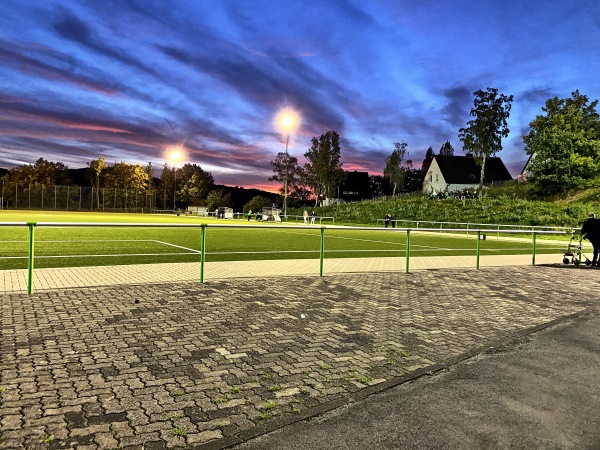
[434,155,512,184]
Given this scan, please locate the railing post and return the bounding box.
[200,224,206,283]
[532,232,537,266]
[405,229,411,273]
[319,226,325,277]
[476,230,481,270]
[27,222,36,295]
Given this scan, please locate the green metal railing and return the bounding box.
[0,222,572,295]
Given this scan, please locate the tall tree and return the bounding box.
[178,163,214,204]
[303,131,345,204]
[458,87,514,189]
[439,140,455,156]
[87,156,108,208]
[420,146,435,184]
[384,142,409,196]
[268,152,302,200]
[523,90,600,194]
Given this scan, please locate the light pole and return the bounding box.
[281,115,292,218]
[168,149,182,210]
[275,108,299,219]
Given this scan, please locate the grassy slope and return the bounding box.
[293,184,600,229]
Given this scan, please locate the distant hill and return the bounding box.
[214,184,278,212]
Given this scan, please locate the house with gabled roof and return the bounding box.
[422,154,512,193]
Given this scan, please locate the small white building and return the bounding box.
[422,155,512,193]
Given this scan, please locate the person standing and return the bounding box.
[581,212,600,265]
[247,209,252,221]
[303,210,309,224]
[310,210,316,225]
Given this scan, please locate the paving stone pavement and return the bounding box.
[1,265,598,449]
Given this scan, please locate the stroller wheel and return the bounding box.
[585,259,592,266]
[573,259,581,266]
[563,257,570,264]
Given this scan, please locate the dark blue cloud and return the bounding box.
[1,0,599,185]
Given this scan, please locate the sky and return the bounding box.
[1,0,599,192]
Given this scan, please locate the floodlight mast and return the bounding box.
[281,115,293,218]
[169,149,182,210]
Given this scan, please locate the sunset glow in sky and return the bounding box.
[1,0,599,191]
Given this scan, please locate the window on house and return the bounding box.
[435,174,439,182]
[429,175,432,182]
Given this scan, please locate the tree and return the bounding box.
[458,87,514,190]
[87,156,108,208]
[104,162,149,190]
[384,142,409,196]
[523,90,600,195]
[369,175,387,197]
[268,152,302,200]
[303,131,345,204]
[178,163,214,205]
[7,158,68,187]
[243,195,273,213]
[420,146,435,184]
[206,189,231,211]
[439,140,455,156]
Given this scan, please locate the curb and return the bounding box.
[193,307,594,450]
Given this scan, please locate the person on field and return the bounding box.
[247,209,252,221]
[310,210,316,225]
[384,212,392,228]
[303,209,309,224]
[581,212,600,266]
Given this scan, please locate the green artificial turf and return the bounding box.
[0,210,565,270]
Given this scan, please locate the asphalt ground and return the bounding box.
[1,264,599,449]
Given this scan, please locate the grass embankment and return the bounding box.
[292,184,600,229]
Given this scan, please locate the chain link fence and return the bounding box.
[0,182,158,212]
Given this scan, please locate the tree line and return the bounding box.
[2,88,598,212]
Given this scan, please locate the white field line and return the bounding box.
[154,240,201,253]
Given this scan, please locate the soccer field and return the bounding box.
[0,210,565,270]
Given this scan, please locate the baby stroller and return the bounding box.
[562,234,591,266]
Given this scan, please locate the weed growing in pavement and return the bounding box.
[214,422,227,430]
[319,362,332,370]
[0,386,4,396]
[244,399,253,405]
[212,395,229,404]
[267,384,282,392]
[173,389,185,397]
[355,375,372,385]
[292,407,301,414]
[400,350,411,358]
[263,400,277,410]
[258,412,272,420]
[41,435,54,445]
[170,413,184,420]
[230,386,241,394]
[172,427,186,438]
[292,397,304,404]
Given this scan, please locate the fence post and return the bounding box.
[200,224,206,283]
[319,226,325,277]
[405,229,411,273]
[532,232,537,266]
[476,230,481,270]
[27,222,36,295]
